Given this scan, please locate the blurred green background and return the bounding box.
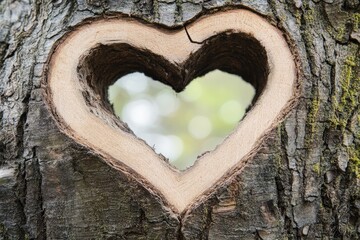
[108,70,255,170]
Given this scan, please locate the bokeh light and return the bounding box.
[108,70,255,170]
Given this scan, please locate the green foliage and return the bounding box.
[108,70,255,170]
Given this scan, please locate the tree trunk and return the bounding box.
[0,0,359,239]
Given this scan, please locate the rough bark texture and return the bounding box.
[0,0,359,239]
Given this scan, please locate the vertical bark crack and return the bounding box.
[34,150,46,240]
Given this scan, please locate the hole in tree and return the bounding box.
[108,70,255,170]
[77,32,268,171]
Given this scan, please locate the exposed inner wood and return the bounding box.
[46,9,297,213]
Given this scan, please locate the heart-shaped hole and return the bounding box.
[77,32,268,170]
[108,70,255,170]
[48,9,297,212]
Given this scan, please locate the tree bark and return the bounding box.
[0,0,359,239]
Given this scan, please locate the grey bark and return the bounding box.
[0,0,359,239]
